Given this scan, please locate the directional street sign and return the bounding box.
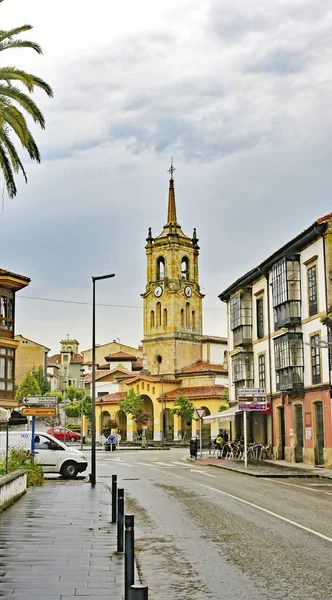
[238,402,271,412]
[237,388,265,397]
[107,434,116,444]
[22,407,57,416]
[23,396,57,406]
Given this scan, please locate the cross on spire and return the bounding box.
[167,157,176,180]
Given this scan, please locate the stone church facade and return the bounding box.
[95,166,228,442]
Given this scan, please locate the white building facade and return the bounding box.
[219,213,332,467]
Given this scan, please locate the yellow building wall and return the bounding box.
[15,336,47,386]
[83,342,143,366]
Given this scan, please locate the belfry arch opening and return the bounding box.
[157,257,165,280]
[181,257,189,279]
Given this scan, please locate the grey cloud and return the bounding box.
[207,0,331,41]
[248,47,311,75]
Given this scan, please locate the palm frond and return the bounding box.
[0,144,17,198]
[0,84,46,128]
[0,25,33,43]
[0,128,27,181]
[0,67,53,96]
[3,106,41,161]
[0,40,42,54]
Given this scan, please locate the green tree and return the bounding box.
[32,365,50,395]
[0,2,53,197]
[119,387,144,419]
[43,391,63,403]
[15,371,41,400]
[81,394,92,420]
[172,394,195,423]
[65,385,82,403]
[218,388,229,413]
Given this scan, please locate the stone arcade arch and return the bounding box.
[116,410,127,441]
[160,407,175,442]
[138,395,154,441]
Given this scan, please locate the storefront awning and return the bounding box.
[202,405,240,424]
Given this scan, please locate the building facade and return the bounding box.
[219,213,332,467]
[93,167,228,441]
[14,334,50,387]
[0,269,30,409]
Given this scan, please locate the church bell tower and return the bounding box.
[141,161,204,376]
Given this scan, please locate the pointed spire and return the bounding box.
[167,158,177,225]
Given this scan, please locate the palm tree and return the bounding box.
[0,3,53,197]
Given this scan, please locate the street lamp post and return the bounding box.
[91,273,115,487]
[80,366,85,451]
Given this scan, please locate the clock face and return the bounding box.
[154,285,163,297]
[184,286,192,298]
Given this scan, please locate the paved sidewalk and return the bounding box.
[197,453,332,479]
[0,480,124,599]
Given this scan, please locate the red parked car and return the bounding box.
[47,428,81,442]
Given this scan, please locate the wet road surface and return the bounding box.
[96,448,332,600]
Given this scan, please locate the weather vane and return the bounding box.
[167,157,176,180]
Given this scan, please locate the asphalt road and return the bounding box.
[94,448,332,600]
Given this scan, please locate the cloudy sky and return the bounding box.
[1,0,332,355]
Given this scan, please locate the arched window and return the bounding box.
[181,308,184,327]
[163,308,167,326]
[142,382,144,390]
[157,257,165,280]
[150,310,155,328]
[186,302,190,327]
[156,302,161,326]
[192,310,195,329]
[181,257,189,279]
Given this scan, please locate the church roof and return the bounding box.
[104,351,137,361]
[180,362,227,374]
[83,367,131,382]
[162,385,227,400]
[96,391,126,404]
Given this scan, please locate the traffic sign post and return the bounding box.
[195,407,206,458]
[238,402,271,412]
[237,388,265,397]
[107,434,116,452]
[22,407,57,416]
[23,396,57,406]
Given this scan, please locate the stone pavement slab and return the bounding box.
[197,455,332,478]
[0,481,124,599]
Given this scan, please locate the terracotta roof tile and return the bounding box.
[71,353,83,364]
[163,385,227,400]
[132,357,143,370]
[180,362,227,374]
[48,354,61,365]
[0,268,30,282]
[104,351,137,361]
[83,367,131,383]
[124,375,180,385]
[96,391,126,404]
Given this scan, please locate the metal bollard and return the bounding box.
[112,474,117,523]
[117,488,124,553]
[124,514,135,600]
[130,584,148,599]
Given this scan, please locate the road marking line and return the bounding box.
[262,478,320,492]
[196,481,332,543]
[325,492,332,496]
[152,461,173,466]
[163,471,332,544]
[191,469,216,478]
